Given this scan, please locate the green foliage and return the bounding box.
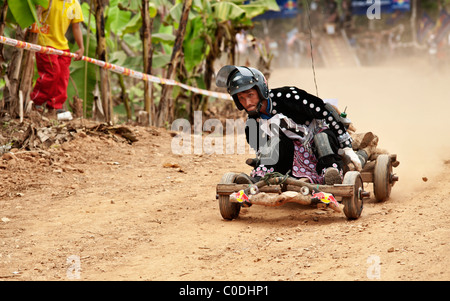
[212,2,246,21]
[1,0,280,122]
[67,34,97,117]
[81,2,96,34]
[183,16,208,72]
[7,0,49,29]
[105,0,132,38]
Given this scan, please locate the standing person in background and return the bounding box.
[31,0,84,120]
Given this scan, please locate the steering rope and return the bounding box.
[303,0,319,97]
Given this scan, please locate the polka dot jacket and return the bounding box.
[266,86,352,149]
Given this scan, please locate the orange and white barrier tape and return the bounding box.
[0,35,232,101]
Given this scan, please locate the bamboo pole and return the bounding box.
[0,0,9,112]
[142,0,153,126]
[84,0,94,118]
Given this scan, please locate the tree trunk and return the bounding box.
[141,0,154,126]
[94,0,112,123]
[2,5,44,117]
[5,28,25,117]
[0,0,9,112]
[0,0,8,66]
[156,0,192,127]
[228,26,237,65]
[19,7,43,113]
[117,74,131,122]
[201,27,222,114]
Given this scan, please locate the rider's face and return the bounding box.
[237,88,260,111]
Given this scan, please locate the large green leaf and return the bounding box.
[81,2,96,34]
[183,17,206,72]
[109,50,128,67]
[105,5,132,37]
[245,0,280,11]
[239,0,280,19]
[120,52,170,75]
[8,0,49,29]
[123,56,144,71]
[35,0,49,8]
[152,33,175,46]
[211,2,246,21]
[167,2,197,27]
[120,13,142,38]
[152,53,171,69]
[157,25,174,55]
[168,2,183,25]
[122,33,142,51]
[148,2,158,18]
[116,2,158,38]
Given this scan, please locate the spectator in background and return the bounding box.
[324,0,338,24]
[323,0,338,34]
[31,0,84,120]
[236,30,248,65]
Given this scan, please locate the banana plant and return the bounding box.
[72,0,176,121]
[6,0,49,29]
[0,0,49,117]
[164,0,279,122]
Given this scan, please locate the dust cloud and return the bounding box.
[268,55,450,194]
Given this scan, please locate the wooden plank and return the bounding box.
[216,184,281,194]
[361,171,373,183]
[216,183,355,197]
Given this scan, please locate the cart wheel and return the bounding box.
[218,172,241,220]
[373,154,392,202]
[342,171,364,220]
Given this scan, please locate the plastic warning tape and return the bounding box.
[0,35,232,101]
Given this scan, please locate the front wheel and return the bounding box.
[218,172,241,220]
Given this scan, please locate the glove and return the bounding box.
[343,147,362,171]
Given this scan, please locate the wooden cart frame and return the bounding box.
[216,154,399,220]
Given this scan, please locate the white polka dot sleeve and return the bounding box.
[269,86,353,149]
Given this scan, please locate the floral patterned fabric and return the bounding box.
[292,140,322,183]
[291,140,342,184]
[250,165,274,178]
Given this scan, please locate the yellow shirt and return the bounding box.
[37,0,84,49]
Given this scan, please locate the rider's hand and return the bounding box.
[74,47,84,61]
[343,147,362,171]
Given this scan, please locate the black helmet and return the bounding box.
[216,65,269,111]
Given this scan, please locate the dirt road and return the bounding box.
[1,57,449,281]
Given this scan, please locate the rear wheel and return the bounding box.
[342,171,364,220]
[373,154,392,202]
[218,172,241,220]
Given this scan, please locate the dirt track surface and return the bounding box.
[1,58,449,281]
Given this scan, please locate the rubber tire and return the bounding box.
[218,172,241,220]
[373,154,392,202]
[342,171,364,220]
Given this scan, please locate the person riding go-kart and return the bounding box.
[214,65,399,220]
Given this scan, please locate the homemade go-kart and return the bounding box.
[216,132,399,220]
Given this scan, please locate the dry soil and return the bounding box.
[0,56,449,282]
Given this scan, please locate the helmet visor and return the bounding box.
[216,66,256,88]
[216,65,237,88]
